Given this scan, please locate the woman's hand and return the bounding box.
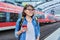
[21,27,27,32]
[17,27,27,35]
[16,30,22,36]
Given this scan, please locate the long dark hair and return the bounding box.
[19,4,35,27]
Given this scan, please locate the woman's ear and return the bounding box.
[24,10,26,13]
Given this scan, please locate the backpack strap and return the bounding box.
[18,17,24,40]
[19,17,24,29]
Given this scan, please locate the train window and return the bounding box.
[48,16,54,20]
[42,15,45,19]
[35,14,45,19]
[39,15,45,19]
[10,13,18,22]
[0,12,6,22]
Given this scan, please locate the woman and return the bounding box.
[15,4,40,40]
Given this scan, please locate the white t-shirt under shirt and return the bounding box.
[26,22,35,40]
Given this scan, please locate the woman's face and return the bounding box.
[24,6,34,17]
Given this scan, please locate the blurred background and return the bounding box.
[0,0,60,40]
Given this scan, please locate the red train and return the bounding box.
[35,11,45,23]
[55,16,60,22]
[0,2,22,31]
[44,13,56,23]
[35,12,56,24]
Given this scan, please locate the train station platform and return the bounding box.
[44,28,60,40]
